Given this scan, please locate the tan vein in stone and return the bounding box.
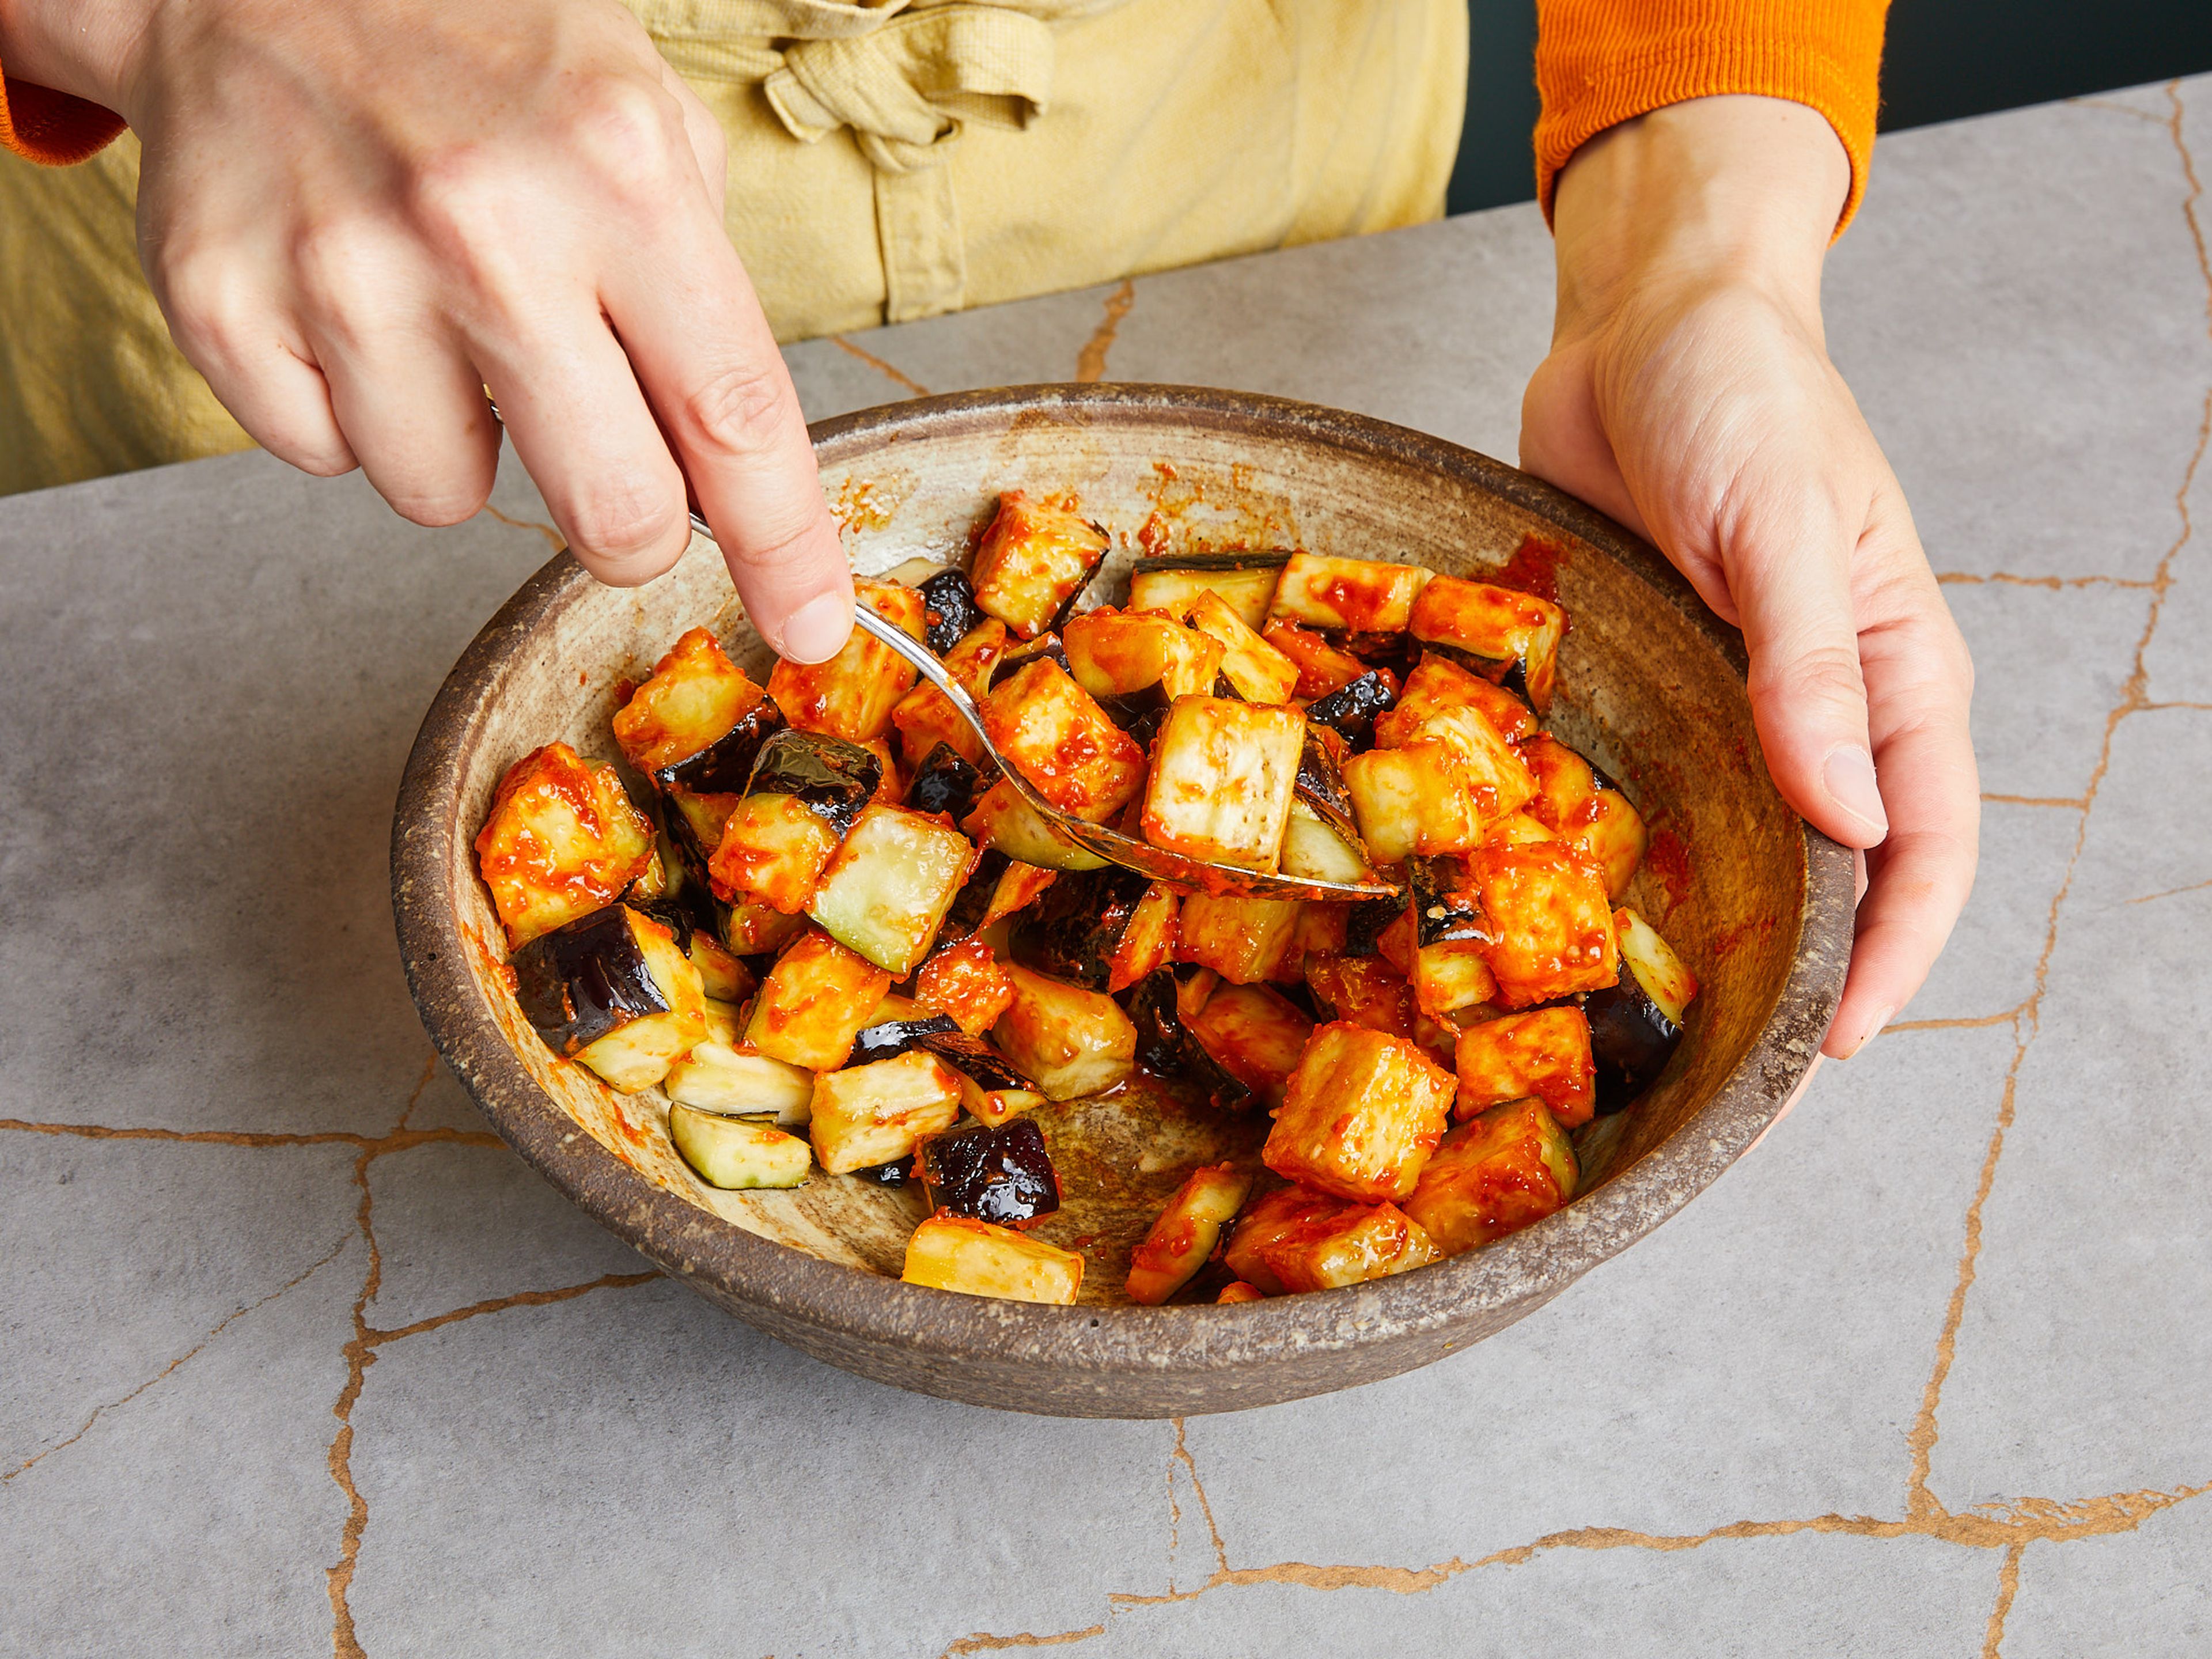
[0,1118,503,1153]
[2069,94,2168,124]
[831,335,933,399]
[392,1052,438,1132]
[1935,571,2155,590]
[1905,80,2211,1525]
[940,1626,1108,1655]
[2137,699,2212,712]
[325,1146,382,1659]
[479,503,565,552]
[1979,792,2088,809]
[1882,1009,2022,1035]
[362,1271,660,1347]
[1981,1540,2027,1658]
[1075,281,1136,383]
[2124,875,2212,905]
[3,1232,351,1486]
[1171,1417,1230,1576]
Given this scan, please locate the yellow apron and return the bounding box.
[0,0,1465,495]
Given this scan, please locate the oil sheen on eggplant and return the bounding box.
[908,742,985,823]
[511,904,671,1055]
[654,697,789,797]
[1123,968,1256,1112]
[1304,669,1399,744]
[918,569,984,655]
[1008,866,1153,990]
[743,729,881,835]
[920,1118,1061,1226]
[1582,974,1683,1113]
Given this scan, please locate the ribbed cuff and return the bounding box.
[1535,0,1889,235]
[1,67,127,166]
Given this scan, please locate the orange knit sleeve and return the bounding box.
[0,54,127,166]
[1535,0,1888,232]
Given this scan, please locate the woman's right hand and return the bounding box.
[0,0,857,660]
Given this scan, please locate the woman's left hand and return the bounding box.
[1520,94,1979,1059]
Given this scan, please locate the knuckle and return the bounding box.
[290,218,386,330]
[566,77,686,200]
[1756,639,1865,711]
[157,246,256,362]
[679,359,793,453]
[565,477,687,573]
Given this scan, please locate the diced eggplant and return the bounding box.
[654,696,790,798]
[612,628,767,776]
[1407,575,1566,713]
[969,491,1109,639]
[1123,969,1255,1111]
[684,932,755,1003]
[854,1157,915,1185]
[980,657,1148,823]
[961,777,1111,871]
[1262,1021,1456,1203]
[809,1049,965,1175]
[918,567,986,654]
[1343,740,1482,861]
[475,743,657,948]
[706,792,840,914]
[1256,1198,1441,1293]
[720,900,808,959]
[1481,812,1559,849]
[918,1028,1050,1127]
[1281,801,1374,883]
[1304,952,1420,1039]
[995,631,1075,679]
[1007,866,1154,990]
[1063,607,1224,710]
[912,937,1018,1036]
[845,1012,964,1068]
[1379,652,1536,745]
[890,619,1009,770]
[1221,1187,1346,1295]
[1411,935,1498,1022]
[806,802,978,975]
[744,928,895,1070]
[510,903,707,1093]
[900,1213,1085,1304]
[1107,882,1180,992]
[1125,1164,1255,1304]
[919,1117,1061,1227]
[1180,590,1301,703]
[1139,695,1306,872]
[742,728,882,837]
[1126,550,1289,632]
[1454,1006,1597,1127]
[1463,842,1619,1008]
[1268,552,1434,634]
[1304,668,1400,745]
[906,741,984,824]
[1262,619,1371,699]
[664,1039,817,1125]
[767,578,927,742]
[1184,982,1314,1110]
[1403,1099,1578,1253]
[1583,906,1698,1112]
[1518,734,1649,900]
[992,962,1138,1100]
[1378,703,1539,827]
[1343,890,1407,959]
[669,1105,812,1190]
[1177,893,1303,984]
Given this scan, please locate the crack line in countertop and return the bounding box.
[831,336,933,399]
[1936,571,2156,589]
[1981,1540,2029,1659]
[1905,71,2211,1553]
[1075,282,1136,383]
[478,503,565,552]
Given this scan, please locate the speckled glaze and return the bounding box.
[392,385,1854,1417]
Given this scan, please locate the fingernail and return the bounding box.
[777,592,853,664]
[1822,744,1889,840]
[1845,1004,1897,1058]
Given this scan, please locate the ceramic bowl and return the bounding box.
[392,384,1853,1418]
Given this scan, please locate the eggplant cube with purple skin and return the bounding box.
[1582,906,1698,1112]
[805,802,978,976]
[1402,1098,1578,1255]
[1407,575,1567,713]
[611,626,766,776]
[919,1117,1061,1226]
[991,964,1138,1101]
[982,657,1149,824]
[969,491,1109,640]
[1343,740,1483,862]
[1140,696,1306,872]
[510,903,706,1094]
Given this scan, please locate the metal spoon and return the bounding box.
[682,509,1395,899]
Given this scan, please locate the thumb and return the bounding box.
[1719,482,1890,852]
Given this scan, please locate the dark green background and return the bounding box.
[1448,0,2212,214]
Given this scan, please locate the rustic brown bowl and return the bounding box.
[392,384,1853,1418]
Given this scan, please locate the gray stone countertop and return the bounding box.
[3,76,2207,1659]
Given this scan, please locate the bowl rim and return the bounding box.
[392,382,1854,1392]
